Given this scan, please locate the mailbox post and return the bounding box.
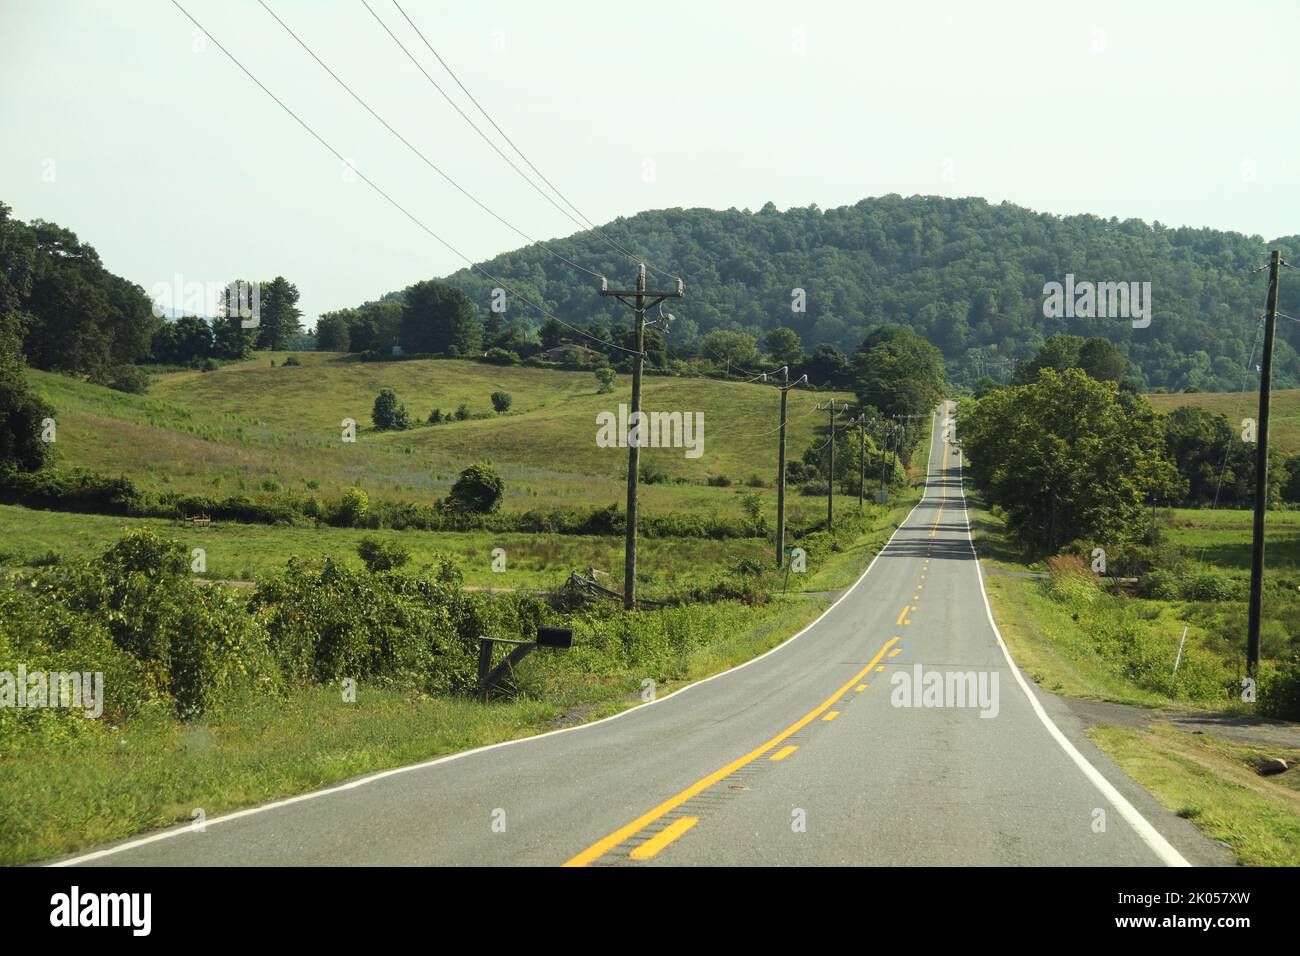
[477,626,573,702]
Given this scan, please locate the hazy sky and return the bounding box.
[2,0,1297,325]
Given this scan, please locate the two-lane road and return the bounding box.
[59,403,1227,867]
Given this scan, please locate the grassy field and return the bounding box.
[1148,387,1300,454]
[0,503,777,594]
[27,354,854,521]
[1160,506,1300,572]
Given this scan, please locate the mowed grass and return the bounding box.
[1089,723,1300,866]
[27,355,850,522]
[1148,387,1300,454]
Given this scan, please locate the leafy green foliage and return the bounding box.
[595,367,616,393]
[447,462,504,514]
[0,310,54,472]
[853,325,945,418]
[961,369,1177,551]
[370,387,410,431]
[357,536,410,572]
[256,276,303,352]
[400,280,482,356]
[490,390,512,413]
[1016,334,1129,384]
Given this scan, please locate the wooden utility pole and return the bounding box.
[773,369,808,569]
[818,399,845,529]
[598,265,684,609]
[1247,249,1283,676]
[857,418,866,508]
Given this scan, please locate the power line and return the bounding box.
[258,0,604,282]
[388,0,681,284]
[171,0,638,357]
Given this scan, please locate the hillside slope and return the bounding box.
[27,354,852,520]
[366,195,1300,392]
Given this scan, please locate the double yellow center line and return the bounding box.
[562,635,900,866]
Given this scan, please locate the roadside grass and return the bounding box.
[1,592,838,866]
[968,501,1241,710]
[1088,723,1300,866]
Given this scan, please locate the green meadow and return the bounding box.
[26,353,853,523]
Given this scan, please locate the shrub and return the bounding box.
[337,487,369,527]
[490,391,512,413]
[595,367,616,394]
[357,537,411,573]
[98,364,150,394]
[29,529,277,718]
[1137,569,1184,601]
[639,461,668,485]
[371,388,410,431]
[483,347,520,365]
[250,558,488,693]
[707,475,732,487]
[447,463,504,514]
[428,408,444,425]
[1259,659,1300,720]
[282,354,301,367]
[1186,571,1241,602]
[454,403,471,421]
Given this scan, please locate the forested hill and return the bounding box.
[428,195,1300,392]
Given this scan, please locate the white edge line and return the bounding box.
[948,400,1191,868]
[53,408,941,866]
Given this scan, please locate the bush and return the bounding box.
[282,354,301,367]
[595,367,616,394]
[707,475,732,487]
[483,347,520,365]
[428,408,444,425]
[447,463,504,514]
[1259,659,1300,720]
[1137,569,1184,601]
[371,388,410,431]
[28,529,277,718]
[490,391,512,414]
[97,364,150,394]
[639,461,668,485]
[337,487,369,527]
[1186,571,1241,602]
[357,537,411,573]
[250,558,490,693]
[454,403,471,421]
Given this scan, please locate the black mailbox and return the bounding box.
[536,626,573,649]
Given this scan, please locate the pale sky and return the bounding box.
[2,0,1297,325]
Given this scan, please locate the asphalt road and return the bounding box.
[59,402,1228,867]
